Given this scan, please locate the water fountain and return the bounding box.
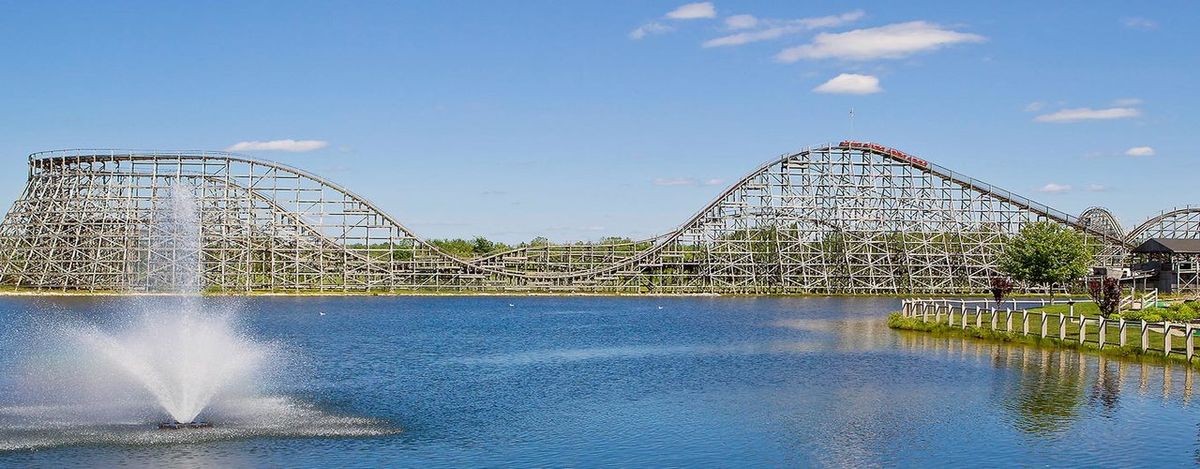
[0,179,394,450]
[71,180,268,429]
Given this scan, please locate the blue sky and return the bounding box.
[0,1,1194,243]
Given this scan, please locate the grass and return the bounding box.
[889,312,1199,367]
[1027,302,1103,318]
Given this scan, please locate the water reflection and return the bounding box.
[894,330,1196,437]
[1005,349,1084,435]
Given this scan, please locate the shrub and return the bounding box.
[1087,277,1122,318]
[1122,308,1167,323]
[1162,303,1199,322]
[990,277,1013,305]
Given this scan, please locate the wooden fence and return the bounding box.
[900,298,1198,362]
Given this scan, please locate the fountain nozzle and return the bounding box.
[158,421,212,430]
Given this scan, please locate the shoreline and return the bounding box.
[0,290,1081,299]
[888,312,1200,369]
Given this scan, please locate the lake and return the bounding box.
[1,296,1198,466]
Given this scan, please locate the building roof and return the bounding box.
[1132,238,1200,254]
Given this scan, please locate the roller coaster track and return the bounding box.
[0,142,1182,293]
[1126,206,1200,243]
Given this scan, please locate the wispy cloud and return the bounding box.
[630,2,714,41]
[776,21,985,62]
[1037,183,1072,194]
[1034,107,1141,123]
[1023,101,1045,112]
[629,22,673,40]
[704,10,864,48]
[654,178,695,186]
[1124,146,1155,156]
[654,177,725,187]
[1121,17,1157,30]
[666,2,716,20]
[724,14,758,30]
[226,139,328,152]
[813,73,882,94]
[1112,97,1143,106]
[1087,184,1108,192]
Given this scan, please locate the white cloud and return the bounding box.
[704,10,865,48]
[724,14,758,30]
[1112,97,1143,106]
[654,177,697,186]
[1023,101,1045,112]
[226,139,328,152]
[1124,146,1155,156]
[1087,184,1108,192]
[1033,107,1141,123]
[813,73,882,94]
[1037,183,1072,194]
[655,177,724,186]
[775,21,985,62]
[1122,17,1157,30]
[629,22,673,40]
[666,2,715,20]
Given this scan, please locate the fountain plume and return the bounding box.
[64,178,271,424]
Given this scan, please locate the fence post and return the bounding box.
[1119,319,1127,347]
[1006,308,1013,331]
[1079,318,1087,344]
[1040,312,1048,338]
[975,306,981,329]
[1059,314,1067,340]
[1164,322,1173,356]
[936,305,942,324]
[1141,320,1150,353]
[991,307,998,330]
[923,303,929,322]
[1188,324,1195,361]
[1069,302,1075,318]
[1022,309,1029,336]
[1098,317,1106,349]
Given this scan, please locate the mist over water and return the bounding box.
[68,304,270,424]
[62,179,264,424]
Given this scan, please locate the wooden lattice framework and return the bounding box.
[1124,207,1200,292]
[0,144,1145,293]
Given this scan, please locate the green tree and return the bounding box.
[998,221,1094,297]
[471,236,496,256]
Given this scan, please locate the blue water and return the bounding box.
[2,296,1199,466]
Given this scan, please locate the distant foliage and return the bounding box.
[1086,277,1122,318]
[427,236,515,258]
[999,222,1094,294]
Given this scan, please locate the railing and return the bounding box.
[1120,288,1159,311]
[899,298,1199,361]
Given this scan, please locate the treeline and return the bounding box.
[423,235,642,259]
[347,236,643,260]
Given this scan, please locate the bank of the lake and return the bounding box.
[891,298,1200,369]
[4,296,1200,466]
